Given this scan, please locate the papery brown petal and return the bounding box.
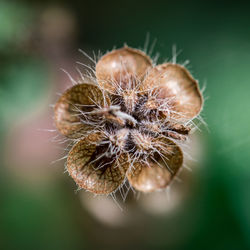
[54,83,109,138]
[127,161,172,193]
[141,63,203,121]
[96,46,152,93]
[67,134,128,194]
[127,139,183,192]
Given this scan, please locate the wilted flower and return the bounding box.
[54,46,203,195]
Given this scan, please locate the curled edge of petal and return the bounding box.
[127,138,183,193]
[54,83,110,139]
[67,133,128,194]
[96,46,153,93]
[140,63,203,122]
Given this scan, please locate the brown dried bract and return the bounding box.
[67,133,128,194]
[96,46,152,93]
[127,138,183,192]
[141,63,203,121]
[54,83,109,138]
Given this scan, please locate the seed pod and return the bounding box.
[54,83,110,138]
[54,46,204,196]
[67,133,128,194]
[141,63,203,121]
[127,139,183,192]
[96,46,152,93]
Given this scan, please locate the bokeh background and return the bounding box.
[1,0,250,249]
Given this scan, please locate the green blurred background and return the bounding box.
[1,0,250,249]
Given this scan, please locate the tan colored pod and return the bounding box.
[141,63,203,121]
[96,46,152,93]
[54,45,204,196]
[54,83,109,138]
[67,133,128,194]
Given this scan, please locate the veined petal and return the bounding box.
[127,138,183,192]
[140,63,203,121]
[54,83,110,138]
[96,46,152,93]
[67,134,128,194]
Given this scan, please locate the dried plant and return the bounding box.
[54,46,203,196]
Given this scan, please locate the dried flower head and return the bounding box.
[54,46,203,195]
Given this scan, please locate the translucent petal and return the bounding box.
[141,63,203,121]
[127,138,183,192]
[67,134,128,194]
[96,46,152,93]
[54,83,109,138]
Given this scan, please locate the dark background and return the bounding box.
[1,0,250,249]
